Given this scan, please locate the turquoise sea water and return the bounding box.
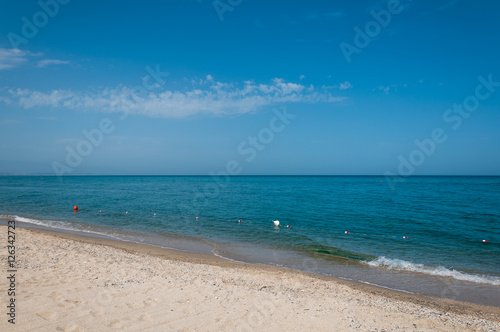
[1,176,499,306]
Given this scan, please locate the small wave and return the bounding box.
[13,215,72,228]
[0,214,57,227]
[2,214,121,240]
[366,256,500,286]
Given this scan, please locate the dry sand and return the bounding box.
[1,225,499,331]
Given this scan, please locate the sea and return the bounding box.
[1,175,499,307]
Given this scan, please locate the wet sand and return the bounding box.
[1,225,499,331]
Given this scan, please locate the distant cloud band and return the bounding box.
[4,77,346,118]
[0,48,68,70]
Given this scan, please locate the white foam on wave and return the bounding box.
[366,256,500,286]
[13,215,72,229]
[1,214,54,227]
[2,214,123,240]
[3,214,219,256]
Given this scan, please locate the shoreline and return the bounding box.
[5,218,500,307]
[2,224,500,330]
[24,226,500,316]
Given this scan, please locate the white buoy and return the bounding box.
[273,220,280,227]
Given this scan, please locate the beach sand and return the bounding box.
[1,226,499,331]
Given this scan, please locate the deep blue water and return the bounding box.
[1,176,499,306]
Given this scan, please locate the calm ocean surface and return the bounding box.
[1,176,499,306]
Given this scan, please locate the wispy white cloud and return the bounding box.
[10,89,76,109]
[0,95,12,105]
[4,77,346,119]
[0,48,28,70]
[375,86,391,94]
[373,83,407,94]
[321,81,353,90]
[36,59,70,68]
[339,81,353,90]
[0,48,68,70]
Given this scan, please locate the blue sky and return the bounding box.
[0,0,499,175]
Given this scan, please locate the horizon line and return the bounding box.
[1,174,499,177]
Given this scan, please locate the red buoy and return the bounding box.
[345,231,349,234]
[73,205,78,211]
[482,240,489,243]
[403,236,408,239]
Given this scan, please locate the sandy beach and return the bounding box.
[1,225,499,331]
